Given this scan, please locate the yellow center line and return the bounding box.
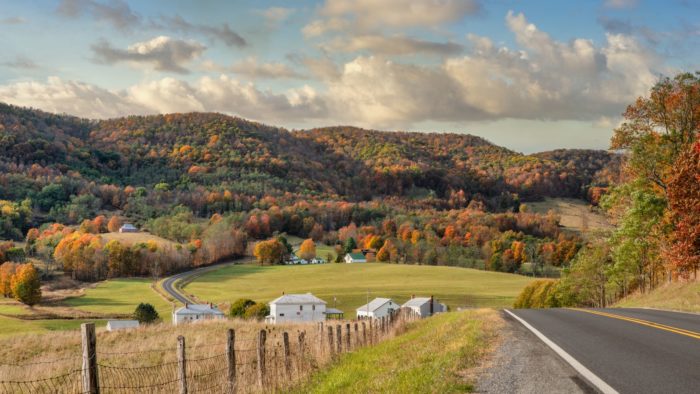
[568,308,700,340]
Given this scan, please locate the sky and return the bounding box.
[0,0,698,153]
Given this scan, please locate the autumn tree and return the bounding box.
[254,239,286,265]
[0,263,18,297]
[10,263,41,306]
[299,239,316,260]
[107,216,122,232]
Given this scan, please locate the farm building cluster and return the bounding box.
[284,254,326,265]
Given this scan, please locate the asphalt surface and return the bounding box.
[161,256,254,304]
[509,308,700,394]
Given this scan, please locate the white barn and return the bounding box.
[344,253,366,263]
[172,304,225,325]
[356,298,400,319]
[119,223,138,233]
[266,293,327,324]
[106,320,139,331]
[401,296,447,318]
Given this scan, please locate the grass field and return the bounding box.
[0,315,107,337]
[616,280,700,313]
[528,197,612,235]
[297,309,500,393]
[186,263,534,313]
[64,278,173,319]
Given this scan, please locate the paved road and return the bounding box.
[161,257,253,305]
[508,308,700,394]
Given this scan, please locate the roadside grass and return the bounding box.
[296,309,500,393]
[616,280,700,313]
[63,278,173,319]
[186,263,534,314]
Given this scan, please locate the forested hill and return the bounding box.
[0,103,619,220]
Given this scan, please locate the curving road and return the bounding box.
[507,307,700,394]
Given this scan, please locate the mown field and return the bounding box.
[64,278,173,319]
[185,263,534,313]
[296,309,500,393]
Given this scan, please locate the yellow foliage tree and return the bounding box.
[299,239,316,260]
[10,263,41,306]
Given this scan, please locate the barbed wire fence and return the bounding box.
[0,308,420,393]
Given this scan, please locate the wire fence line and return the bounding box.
[0,308,420,393]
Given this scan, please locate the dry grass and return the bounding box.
[528,197,612,235]
[100,232,181,247]
[615,279,700,313]
[0,310,419,393]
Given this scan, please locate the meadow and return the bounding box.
[63,278,173,319]
[185,263,534,313]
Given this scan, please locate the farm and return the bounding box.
[185,262,535,313]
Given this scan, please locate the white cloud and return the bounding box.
[203,57,305,79]
[92,36,206,73]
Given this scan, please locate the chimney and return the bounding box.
[430,295,434,316]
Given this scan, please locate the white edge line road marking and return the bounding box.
[504,309,619,394]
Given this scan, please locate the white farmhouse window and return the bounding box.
[300,305,303,311]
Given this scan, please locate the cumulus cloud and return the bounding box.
[203,57,305,79]
[57,0,140,31]
[158,15,247,48]
[91,36,205,73]
[322,34,463,56]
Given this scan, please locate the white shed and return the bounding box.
[356,298,400,319]
[401,296,447,318]
[266,293,327,324]
[344,253,366,263]
[172,304,225,325]
[106,320,139,331]
[119,223,138,233]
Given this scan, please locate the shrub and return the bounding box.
[514,279,560,309]
[134,303,159,323]
[230,298,256,317]
[243,303,270,320]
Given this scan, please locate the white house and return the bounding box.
[344,252,366,263]
[401,296,447,318]
[266,293,328,324]
[106,320,139,331]
[172,304,225,325]
[356,298,400,319]
[119,223,138,233]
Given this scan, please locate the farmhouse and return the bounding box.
[356,298,400,319]
[401,296,447,318]
[106,320,139,331]
[172,303,225,325]
[265,293,331,324]
[344,252,367,263]
[119,223,138,233]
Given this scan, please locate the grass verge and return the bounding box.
[616,279,700,313]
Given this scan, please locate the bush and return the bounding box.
[243,303,270,320]
[134,303,159,323]
[230,298,256,317]
[514,279,560,309]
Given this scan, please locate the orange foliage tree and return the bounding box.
[10,263,41,306]
[299,239,316,260]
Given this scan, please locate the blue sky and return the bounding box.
[1,0,698,153]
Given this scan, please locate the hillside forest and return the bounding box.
[5,75,694,309]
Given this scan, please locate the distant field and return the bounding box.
[0,315,106,337]
[528,197,612,235]
[100,231,180,247]
[64,278,173,319]
[185,263,534,314]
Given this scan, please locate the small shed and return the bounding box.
[266,293,327,324]
[172,303,225,325]
[106,320,139,331]
[401,296,447,318]
[344,252,367,263]
[325,308,344,320]
[356,298,400,319]
[119,223,138,233]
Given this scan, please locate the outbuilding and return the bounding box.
[172,303,225,325]
[266,293,328,324]
[106,320,139,331]
[344,253,367,263]
[119,223,138,233]
[356,298,400,319]
[401,296,447,318]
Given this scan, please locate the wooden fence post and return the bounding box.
[327,326,334,357]
[283,332,291,380]
[226,329,236,394]
[177,336,187,394]
[257,330,266,389]
[318,322,324,353]
[336,324,342,354]
[353,323,358,348]
[81,323,99,394]
[345,323,351,350]
[362,322,366,346]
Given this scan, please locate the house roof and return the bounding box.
[106,320,139,329]
[356,298,394,312]
[173,304,225,316]
[270,293,327,305]
[120,223,137,229]
[325,308,344,314]
[402,297,433,308]
[346,253,366,260]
